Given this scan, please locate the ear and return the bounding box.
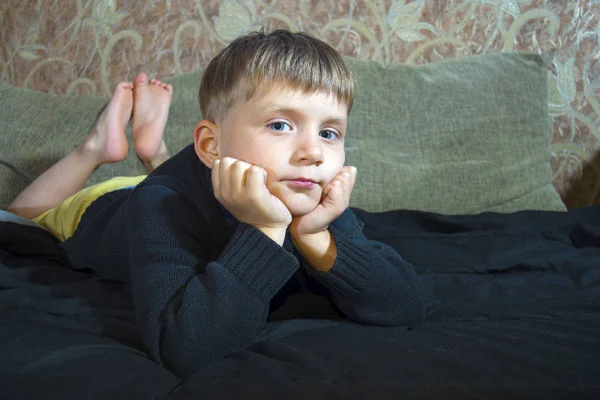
[193,119,220,168]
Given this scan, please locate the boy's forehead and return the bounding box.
[247,85,349,117]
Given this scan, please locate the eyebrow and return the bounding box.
[259,106,347,128]
[259,106,302,117]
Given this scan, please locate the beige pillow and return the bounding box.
[342,53,565,213]
[0,53,565,213]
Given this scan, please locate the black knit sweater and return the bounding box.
[60,144,424,378]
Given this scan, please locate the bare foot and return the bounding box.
[132,72,173,172]
[79,82,132,164]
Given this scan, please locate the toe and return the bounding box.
[165,84,173,94]
[134,72,149,87]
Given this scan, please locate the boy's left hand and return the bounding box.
[290,166,357,237]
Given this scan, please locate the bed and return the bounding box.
[2,206,600,399]
[1,1,599,399]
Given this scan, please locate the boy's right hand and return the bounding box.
[212,157,291,245]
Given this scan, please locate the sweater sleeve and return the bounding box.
[126,185,299,378]
[304,209,425,328]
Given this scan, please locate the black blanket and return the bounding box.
[1,207,599,399]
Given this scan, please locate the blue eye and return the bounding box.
[269,122,292,132]
[319,130,340,140]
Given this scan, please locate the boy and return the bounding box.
[8,30,424,378]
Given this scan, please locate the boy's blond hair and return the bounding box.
[199,29,355,124]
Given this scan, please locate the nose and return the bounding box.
[292,130,324,166]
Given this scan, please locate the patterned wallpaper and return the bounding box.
[1,0,599,208]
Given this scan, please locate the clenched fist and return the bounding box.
[290,166,357,237]
[212,157,292,244]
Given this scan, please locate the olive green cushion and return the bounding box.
[0,53,565,213]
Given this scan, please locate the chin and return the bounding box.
[282,197,319,218]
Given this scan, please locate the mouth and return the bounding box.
[285,178,317,188]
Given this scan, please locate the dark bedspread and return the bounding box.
[1,206,599,399]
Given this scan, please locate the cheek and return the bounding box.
[222,129,275,159]
[323,153,346,184]
[222,139,270,166]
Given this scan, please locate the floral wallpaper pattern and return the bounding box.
[1,0,599,208]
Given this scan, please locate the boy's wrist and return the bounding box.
[290,227,326,242]
[254,225,287,246]
[291,229,337,272]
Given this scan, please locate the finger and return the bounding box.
[325,179,344,207]
[347,167,358,205]
[338,166,356,201]
[341,172,352,204]
[211,159,221,199]
[325,178,342,201]
[322,179,336,197]
[246,165,267,202]
[333,173,347,190]
[340,166,354,180]
[349,166,357,187]
[219,157,236,201]
[230,160,245,198]
[337,166,350,177]
[329,168,349,189]
[254,165,268,185]
[232,159,253,197]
